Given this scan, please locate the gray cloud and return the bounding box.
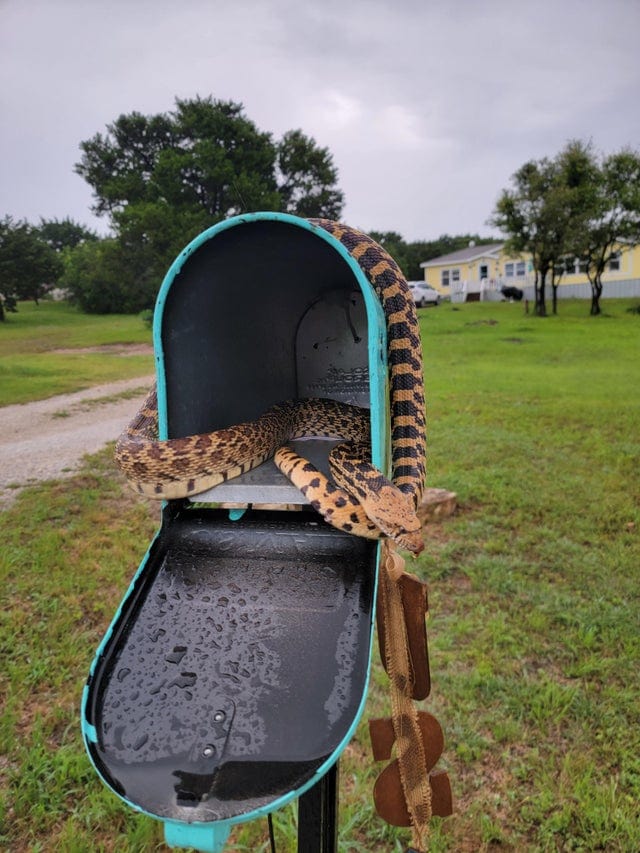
[1,0,639,241]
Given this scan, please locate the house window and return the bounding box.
[441,268,459,287]
[505,261,526,278]
[563,257,589,275]
[609,251,621,272]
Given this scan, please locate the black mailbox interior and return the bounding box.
[161,219,368,436]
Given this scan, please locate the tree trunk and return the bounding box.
[590,275,603,315]
[551,283,558,315]
[535,269,547,317]
[0,300,5,322]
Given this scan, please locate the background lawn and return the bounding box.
[1,298,639,851]
[0,302,153,405]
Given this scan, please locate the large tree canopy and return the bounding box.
[73,96,345,312]
[76,100,280,221]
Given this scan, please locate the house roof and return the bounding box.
[420,242,504,268]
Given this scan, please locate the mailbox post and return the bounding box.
[82,213,391,851]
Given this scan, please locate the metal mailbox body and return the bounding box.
[81,213,390,851]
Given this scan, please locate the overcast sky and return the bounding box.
[2,0,639,242]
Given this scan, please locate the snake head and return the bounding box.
[394,527,425,556]
[360,486,424,556]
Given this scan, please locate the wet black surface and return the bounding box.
[85,508,376,821]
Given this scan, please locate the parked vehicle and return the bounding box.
[408,281,440,307]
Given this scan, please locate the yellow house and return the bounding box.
[420,241,640,302]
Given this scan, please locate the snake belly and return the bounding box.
[114,221,426,555]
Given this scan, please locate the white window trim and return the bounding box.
[504,261,526,279]
[441,268,460,287]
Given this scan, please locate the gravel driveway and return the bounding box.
[0,376,154,507]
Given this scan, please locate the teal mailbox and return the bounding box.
[81,214,400,851]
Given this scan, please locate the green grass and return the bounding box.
[0,301,153,405]
[1,298,640,851]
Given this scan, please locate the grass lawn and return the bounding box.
[1,298,639,851]
[0,301,153,405]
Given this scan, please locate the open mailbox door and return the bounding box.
[81,214,389,851]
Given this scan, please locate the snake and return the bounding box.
[115,219,426,555]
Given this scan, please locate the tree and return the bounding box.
[74,96,345,312]
[491,157,575,317]
[277,129,344,218]
[75,111,178,217]
[60,236,158,314]
[60,239,121,314]
[492,141,640,316]
[37,217,98,251]
[569,147,640,315]
[0,217,63,320]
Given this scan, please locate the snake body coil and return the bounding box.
[115,220,426,554]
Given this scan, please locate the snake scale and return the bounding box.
[115,219,426,555]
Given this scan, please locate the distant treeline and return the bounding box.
[0,94,505,319]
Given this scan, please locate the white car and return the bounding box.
[408,282,440,307]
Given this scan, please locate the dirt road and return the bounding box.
[0,376,154,507]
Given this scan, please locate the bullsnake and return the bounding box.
[115,219,426,555]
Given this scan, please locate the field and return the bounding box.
[1,297,639,851]
[0,301,153,405]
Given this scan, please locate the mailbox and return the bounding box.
[81,213,391,851]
